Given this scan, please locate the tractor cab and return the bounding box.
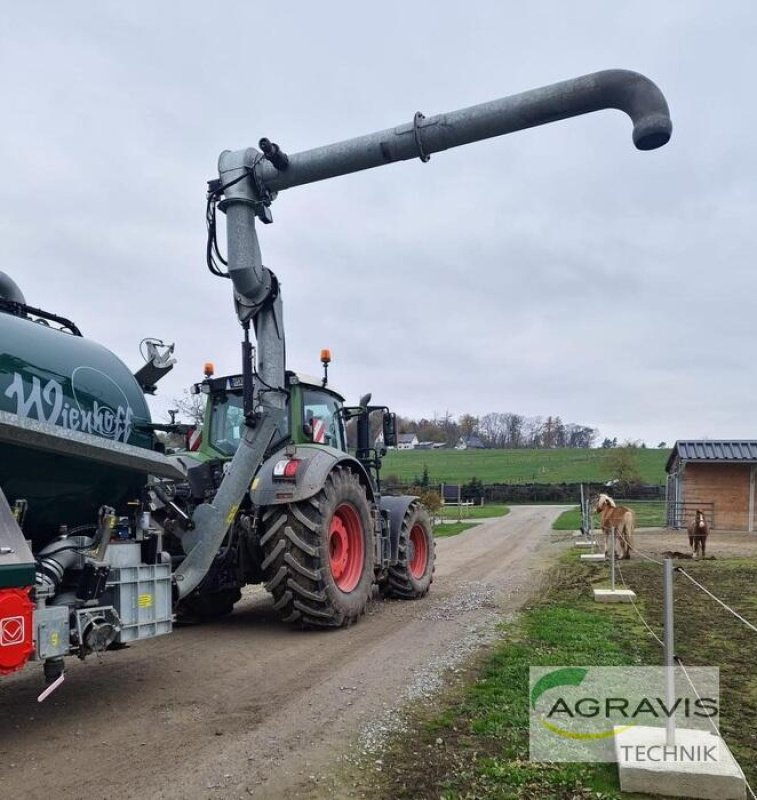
[186,370,348,463]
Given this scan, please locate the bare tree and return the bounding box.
[458,413,479,440]
[172,389,205,426]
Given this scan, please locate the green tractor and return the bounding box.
[164,355,436,626]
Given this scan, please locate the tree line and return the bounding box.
[395,412,598,449]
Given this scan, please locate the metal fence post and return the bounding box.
[663,558,676,746]
[580,483,586,534]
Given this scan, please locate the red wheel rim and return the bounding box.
[408,524,428,579]
[328,503,365,592]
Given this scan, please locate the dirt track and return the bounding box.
[0,506,568,800]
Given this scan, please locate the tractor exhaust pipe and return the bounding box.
[248,69,671,194]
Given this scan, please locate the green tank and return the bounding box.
[0,290,154,547]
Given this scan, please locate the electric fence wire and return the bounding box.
[676,568,757,635]
[624,540,666,566]
[674,655,757,800]
[615,560,665,648]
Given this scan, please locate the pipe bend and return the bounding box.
[590,69,672,150]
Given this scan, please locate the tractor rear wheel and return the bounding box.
[381,501,435,599]
[260,467,375,627]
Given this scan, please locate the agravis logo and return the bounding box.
[529,666,720,763]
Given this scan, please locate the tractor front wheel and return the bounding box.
[381,502,436,599]
[260,467,375,627]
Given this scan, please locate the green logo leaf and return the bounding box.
[531,667,588,709]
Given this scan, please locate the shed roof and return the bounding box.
[666,440,757,472]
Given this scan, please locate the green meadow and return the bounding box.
[381,447,668,486]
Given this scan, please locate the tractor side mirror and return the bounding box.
[382,412,398,448]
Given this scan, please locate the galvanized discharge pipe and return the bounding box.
[180,69,671,601]
[251,69,671,193]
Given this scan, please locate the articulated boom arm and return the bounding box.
[218,69,673,316]
[180,69,671,600]
[216,67,670,382]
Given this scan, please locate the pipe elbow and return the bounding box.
[594,69,672,150]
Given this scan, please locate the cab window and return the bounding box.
[209,392,289,455]
[209,393,245,455]
[302,389,345,450]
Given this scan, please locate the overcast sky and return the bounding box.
[2,2,755,446]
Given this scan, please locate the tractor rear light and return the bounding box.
[0,588,34,676]
[273,458,302,481]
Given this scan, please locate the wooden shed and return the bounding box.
[665,440,757,532]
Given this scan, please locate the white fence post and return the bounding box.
[610,528,616,591]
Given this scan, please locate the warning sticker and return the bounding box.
[0,616,25,647]
[138,594,153,609]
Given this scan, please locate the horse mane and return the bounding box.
[597,493,616,509]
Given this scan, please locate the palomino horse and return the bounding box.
[687,508,709,559]
[594,493,635,560]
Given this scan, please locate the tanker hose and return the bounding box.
[35,535,94,595]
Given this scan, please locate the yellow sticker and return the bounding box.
[50,632,60,647]
[225,504,240,526]
[251,477,260,491]
[138,593,153,609]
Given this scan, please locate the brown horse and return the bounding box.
[594,493,635,560]
[687,508,709,559]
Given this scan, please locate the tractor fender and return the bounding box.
[249,444,376,507]
[379,494,419,564]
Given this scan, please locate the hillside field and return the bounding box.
[381,447,668,485]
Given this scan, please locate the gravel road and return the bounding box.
[0,505,569,799]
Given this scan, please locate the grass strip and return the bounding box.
[434,522,479,538]
[369,557,757,799]
[553,502,666,531]
[438,504,510,521]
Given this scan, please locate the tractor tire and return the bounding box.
[381,501,435,599]
[260,467,375,627]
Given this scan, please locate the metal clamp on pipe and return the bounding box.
[413,112,431,163]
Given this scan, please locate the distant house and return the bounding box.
[455,435,487,450]
[666,440,757,531]
[397,433,419,450]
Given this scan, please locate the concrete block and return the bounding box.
[580,553,606,562]
[615,725,746,799]
[574,540,595,549]
[593,588,636,603]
